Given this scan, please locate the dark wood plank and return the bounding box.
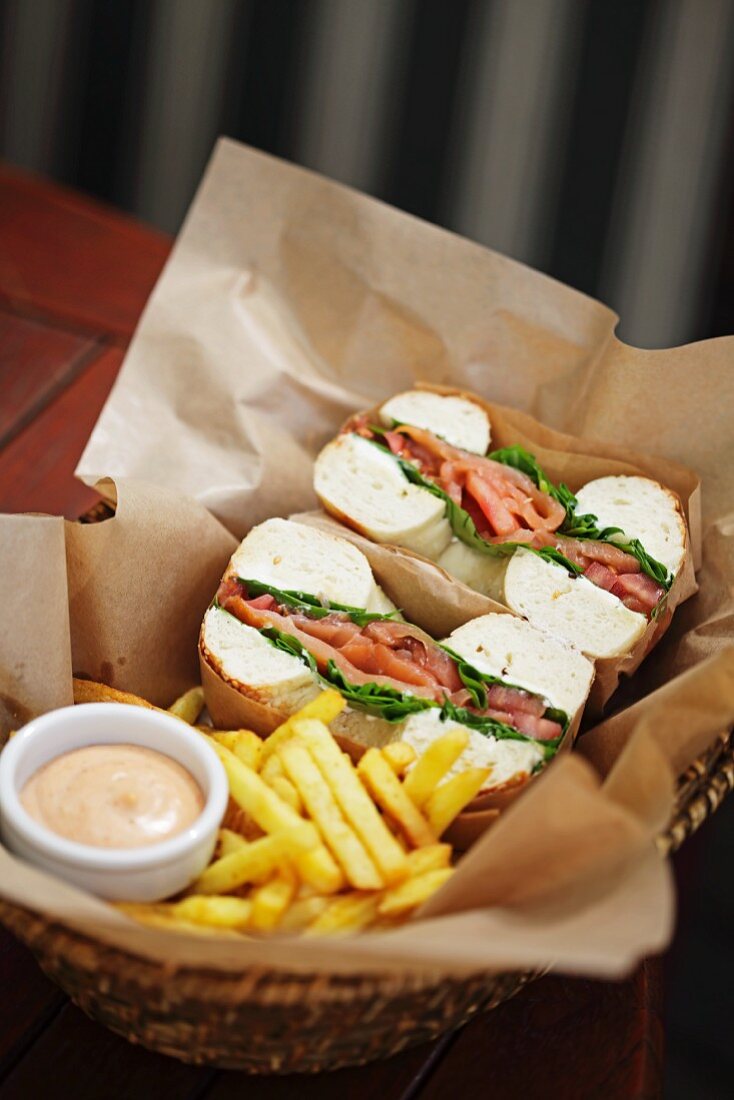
[0,165,170,341]
[0,930,66,1077]
[206,1033,452,1100]
[0,311,98,448]
[0,1002,214,1100]
[415,964,663,1100]
[0,345,122,517]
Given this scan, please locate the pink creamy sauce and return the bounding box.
[21,743,204,849]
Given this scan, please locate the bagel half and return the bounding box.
[315,388,690,663]
[200,519,595,804]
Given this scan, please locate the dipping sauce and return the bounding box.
[20,744,204,849]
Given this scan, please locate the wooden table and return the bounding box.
[0,165,664,1098]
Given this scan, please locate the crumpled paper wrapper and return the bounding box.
[0,515,72,738]
[1,138,733,980]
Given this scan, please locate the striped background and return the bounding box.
[1,0,733,349]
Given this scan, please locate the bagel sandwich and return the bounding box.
[314,388,689,660]
[200,518,595,804]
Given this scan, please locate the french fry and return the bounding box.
[357,749,436,848]
[216,828,248,857]
[72,678,159,710]
[260,690,345,761]
[168,686,205,724]
[306,892,381,935]
[249,872,297,931]
[172,895,253,930]
[381,741,417,776]
[294,720,409,885]
[377,868,454,917]
[425,768,491,836]
[402,728,469,808]
[294,845,345,894]
[269,775,303,815]
[211,730,263,771]
[210,743,320,854]
[279,739,383,890]
[405,844,452,876]
[278,895,331,932]
[221,800,264,840]
[260,752,285,783]
[191,835,287,894]
[117,903,230,936]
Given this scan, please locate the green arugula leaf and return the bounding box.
[239,578,402,628]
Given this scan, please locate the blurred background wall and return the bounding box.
[0,0,733,350]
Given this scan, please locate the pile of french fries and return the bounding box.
[72,679,489,936]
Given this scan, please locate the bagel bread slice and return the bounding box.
[380,390,491,454]
[314,433,453,561]
[574,475,686,578]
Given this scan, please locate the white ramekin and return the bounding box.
[0,702,228,902]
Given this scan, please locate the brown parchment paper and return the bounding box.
[0,515,72,735]
[0,138,732,980]
[64,478,236,705]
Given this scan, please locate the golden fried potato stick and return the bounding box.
[424,768,490,836]
[216,828,249,858]
[294,720,409,885]
[357,749,436,848]
[377,868,454,917]
[171,895,253,930]
[268,775,304,815]
[402,728,469,808]
[306,892,381,935]
[211,742,319,854]
[249,872,298,931]
[168,686,205,724]
[279,739,383,891]
[260,753,285,783]
[260,690,345,761]
[278,895,331,932]
[190,835,287,894]
[293,845,345,895]
[405,844,452,876]
[380,741,417,776]
[117,903,233,937]
[213,778,343,894]
[210,730,263,771]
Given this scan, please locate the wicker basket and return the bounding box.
[0,501,731,1073]
[0,734,731,1072]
